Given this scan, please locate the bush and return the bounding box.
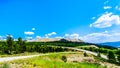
[61,56,67,62]
[83,52,88,57]
[97,52,101,57]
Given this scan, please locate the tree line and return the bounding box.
[0,35,71,55]
[80,47,120,64]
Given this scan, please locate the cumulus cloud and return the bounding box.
[81,31,120,43]
[64,33,80,39]
[45,32,57,38]
[104,6,112,10]
[24,31,34,35]
[115,6,120,11]
[32,28,36,30]
[90,12,120,28]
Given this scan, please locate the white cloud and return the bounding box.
[24,31,34,35]
[6,34,13,38]
[45,32,57,38]
[104,0,109,4]
[48,32,56,36]
[64,33,80,39]
[26,37,33,40]
[104,6,112,10]
[0,36,3,40]
[90,12,120,28]
[32,28,36,30]
[64,34,69,37]
[115,6,120,11]
[91,17,95,20]
[81,31,120,43]
[55,36,64,38]
[36,36,41,39]
[104,30,108,33]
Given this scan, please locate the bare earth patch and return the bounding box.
[66,53,120,68]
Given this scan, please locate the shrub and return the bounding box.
[117,55,120,64]
[61,56,67,62]
[97,52,101,57]
[83,52,88,57]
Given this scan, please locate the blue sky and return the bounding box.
[0,0,120,43]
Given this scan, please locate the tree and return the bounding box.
[17,37,26,53]
[107,51,116,62]
[17,37,22,45]
[6,35,14,47]
[22,40,27,51]
[13,44,20,54]
[117,55,120,64]
[6,34,14,54]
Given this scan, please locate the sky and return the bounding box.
[0,0,120,43]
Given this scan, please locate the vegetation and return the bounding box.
[0,35,120,66]
[79,46,120,64]
[117,50,120,64]
[0,35,118,55]
[107,51,116,63]
[97,52,101,57]
[61,56,67,62]
[117,55,120,64]
[79,46,119,57]
[0,52,106,68]
[80,47,109,55]
[2,63,9,68]
[83,52,88,57]
[0,36,72,55]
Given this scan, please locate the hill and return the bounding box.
[99,41,120,48]
[28,38,83,42]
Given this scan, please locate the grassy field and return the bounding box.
[0,52,107,68]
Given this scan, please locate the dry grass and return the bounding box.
[0,52,119,68]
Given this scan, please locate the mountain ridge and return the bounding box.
[98,41,120,48]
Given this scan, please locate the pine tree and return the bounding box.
[6,34,14,54]
[107,51,116,63]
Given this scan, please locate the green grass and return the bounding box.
[30,60,105,68]
[30,60,104,68]
[1,52,106,68]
